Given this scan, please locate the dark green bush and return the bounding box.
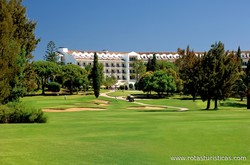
[0,102,47,123]
[119,85,125,90]
[47,82,61,92]
[129,83,134,90]
[134,82,138,90]
[0,105,11,123]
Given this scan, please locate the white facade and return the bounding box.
[56,47,250,85]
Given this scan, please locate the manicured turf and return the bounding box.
[0,94,250,165]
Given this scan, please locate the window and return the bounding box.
[129,57,136,61]
[130,75,135,79]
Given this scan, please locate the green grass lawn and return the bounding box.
[106,90,145,98]
[0,94,250,165]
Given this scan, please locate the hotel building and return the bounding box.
[56,47,250,85]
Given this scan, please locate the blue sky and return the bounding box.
[23,0,250,60]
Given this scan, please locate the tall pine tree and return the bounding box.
[44,41,57,63]
[199,42,240,109]
[92,52,100,98]
[0,0,39,103]
[236,46,242,72]
[146,58,152,72]
[10,0,39,101]
[151,54,157,71]
[0,0,19,103]
[178,47,201,101]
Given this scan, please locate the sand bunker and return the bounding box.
[127,106,166,110]
[93,100,109,104]
[43,107,105,112]
[93,100,110,106]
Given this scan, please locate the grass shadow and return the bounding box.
[132,94,170,99]
[220,102,246,108]
[174,97,202,101]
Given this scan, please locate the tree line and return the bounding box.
[33,45,111,98]
[134,42,249,110]
[27,41,250,110]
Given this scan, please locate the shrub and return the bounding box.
[0,105,11,123]
[134,82,138,90]
[129,83,134,90]
[125,85,128,90]
[47,82,61,92]
[119,85,125,90]
[0,102,47,123]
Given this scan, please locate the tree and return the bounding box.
[232,75,247,101]
[146,54,157,72]
[0,0,20,103]
[10,0,39,99]
[158,60,177,71]
[199,42,240,109]
[131,59,146,82]
[0,0,39,104]
[246,59,250,109]
[44,41,57,63]
[103,75,117,88]
[158,61,183,92]
[137,72,153,97]
[32,61,59,95]
[10,0,40,60]
[92,52,101,98]
[146,58,152,72]
[151,70,176,97]
[236,46,242,72]
[151,54,157,71]
[62,64,88,94]
[165,68,183,93]
[84,64,93,83]
[177,47,201,101]
[98,63,104,85]
[24,64,38,93]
